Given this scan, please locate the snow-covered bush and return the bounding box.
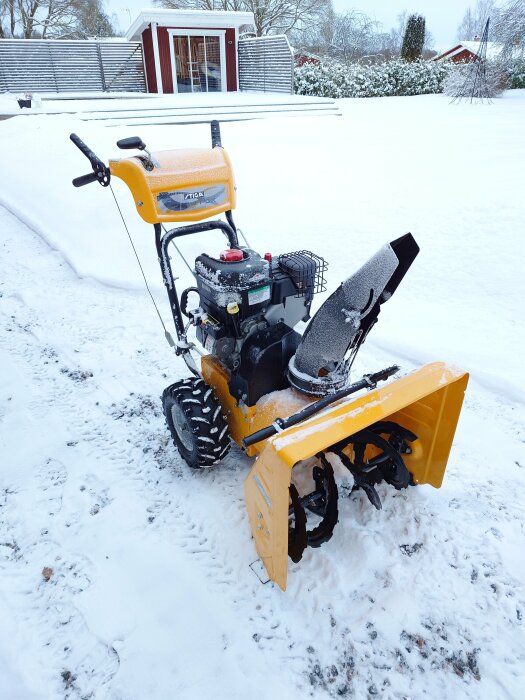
[443,61,508,98]
[294,59,449,98]
[503,57,525,88]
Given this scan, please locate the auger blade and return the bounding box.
[244,362,469,590]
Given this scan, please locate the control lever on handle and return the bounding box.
[70,133,100,166]
[210,120,222,148]
[70,133,111,187]
[117,136,146,150]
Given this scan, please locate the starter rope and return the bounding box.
[109,184,173,345]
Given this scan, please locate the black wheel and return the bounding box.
[162,377,230,468]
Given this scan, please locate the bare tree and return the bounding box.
[68,0,115,38]
[295,4,435,62]
[494,0,525,57]
[295,7,391,61]
[457,0,496,40]
[332,10,382,61]
[388,10,408,53]
[0,0,115,37]
[39,0,79,38]
[456,0,525,58]
[153,0,329,37]
[0,0,17,37]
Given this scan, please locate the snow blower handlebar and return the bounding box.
[242,365,400,448]
[70,133,111,188]
[211,120,222,148]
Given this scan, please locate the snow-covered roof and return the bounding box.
[460,41,503,59]
[433,41,503,61]
[125,9,255,41]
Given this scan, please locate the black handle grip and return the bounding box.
[117,136,146,151]
[72,172,98,188]
[70,133,100,165]
[210,120,222,148]
[70,133,110,188]
[180,286,200,317]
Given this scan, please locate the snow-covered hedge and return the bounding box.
[503,57,525,88]
[294,59,449,99]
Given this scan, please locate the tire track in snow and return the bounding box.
[0,326,121,696]
[0,207,303,691]
[3,205,524,699]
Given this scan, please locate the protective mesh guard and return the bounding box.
[278,251,327,298]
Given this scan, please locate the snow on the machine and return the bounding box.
[0,91,524,699]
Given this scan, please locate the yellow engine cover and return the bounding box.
[109,147,236,224]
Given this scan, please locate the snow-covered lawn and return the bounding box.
[0,91,524,699]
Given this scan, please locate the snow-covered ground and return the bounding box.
[0,91,336,119]
[0,91,524,699]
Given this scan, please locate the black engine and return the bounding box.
[184,233,419,403]
[186,247,326,406]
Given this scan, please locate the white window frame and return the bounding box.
[168,29,227,94]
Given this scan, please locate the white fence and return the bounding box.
[238,35,294,94]
[0,39,145,93]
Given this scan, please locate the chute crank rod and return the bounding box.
[242,365,399,448]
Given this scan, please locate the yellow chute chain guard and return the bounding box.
[70,123,469,591]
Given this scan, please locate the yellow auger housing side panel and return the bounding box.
[109,148,236,225]
[200,354,314,456]
[244,362,469,591]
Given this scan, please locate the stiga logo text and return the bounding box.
[184,191,205,200]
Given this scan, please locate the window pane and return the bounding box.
[189,36,205,92]
[174,36,191,93]
[205,36,221,92]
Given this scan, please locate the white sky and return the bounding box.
[106,1,472,51]
[332,0,473,49]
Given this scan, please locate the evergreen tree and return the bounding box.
[401,14,426,61]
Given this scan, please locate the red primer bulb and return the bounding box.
[220,249,244,262]
[264,252,272,262]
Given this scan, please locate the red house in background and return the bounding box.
[432,40,503,63]
[126,9,255,94]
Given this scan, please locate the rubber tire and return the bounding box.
[162,377,230,468]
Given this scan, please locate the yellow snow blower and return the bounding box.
[70,123,468,591]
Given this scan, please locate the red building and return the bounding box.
[294,53,320,68]
[126,9,255,94]
[433,40,503,64]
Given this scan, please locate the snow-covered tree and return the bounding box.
[386,11,434,58]
[0,0,115,38]
[400,13,426,62]
[295,7,382,61]
[0,1,16,37]
[154,0,330,37]
[443,60,507,98]
[494,0,525,57]
[457,1,525,56]
[68,0,115,39]
[457,0,496,40]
